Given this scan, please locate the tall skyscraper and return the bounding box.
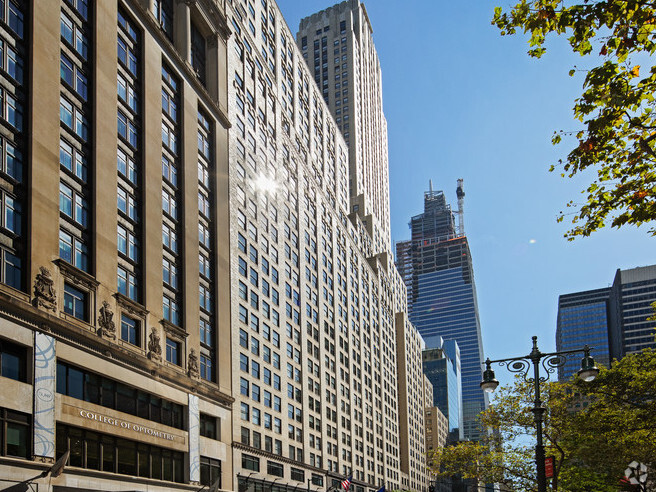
[396,182,488,441]
[227,1,428,491]
[557,265,656,380]
[297,0,391,254]
[0,0,234,489]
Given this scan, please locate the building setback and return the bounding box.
[396,184,488,442]
[297,0,391,255]
[227,0,428,490]
[556,265,656,380]
[0,0,233,490]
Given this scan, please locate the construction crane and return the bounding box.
[456,178,465,236]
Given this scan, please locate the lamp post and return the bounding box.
[480,336,599,492]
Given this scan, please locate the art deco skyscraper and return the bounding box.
[297,0,391,254]
[396,182,488,442]
[227,0,428,490]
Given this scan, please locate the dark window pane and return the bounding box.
[69,427,84,467]
[84,373,100,404]
[6,421,28,458]
[85,431,100,469]
[116,384,136,414]
[102,434,115,472]
[67,367,84,400]
[151,446,162,479]
[138,443,149,477]
[117,438,136,475]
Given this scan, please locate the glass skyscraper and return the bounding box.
[396,183,488,441]
[422,337,463,442]
[556,288,612,381]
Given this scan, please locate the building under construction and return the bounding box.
[396,180,488,441]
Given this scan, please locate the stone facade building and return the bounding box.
[1,0,432,491]
[0,0,233,489]
[227,0,427,491]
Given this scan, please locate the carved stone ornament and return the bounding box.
[147,327,162,362]
[188,349,200,378]
[33,267,56,312]
[97,301,116,340]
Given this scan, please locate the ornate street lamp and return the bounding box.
[480,336,599,492]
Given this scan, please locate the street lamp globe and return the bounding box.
[577,348,599,382]
[480,359,499,393]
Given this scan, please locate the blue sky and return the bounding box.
[277,1,655,386]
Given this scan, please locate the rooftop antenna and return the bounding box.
[429,179,433,194]
[456,179,465,235]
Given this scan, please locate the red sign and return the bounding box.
[545,456,555,479]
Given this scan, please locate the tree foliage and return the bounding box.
[428,349,656,491]
[492,1,656,239]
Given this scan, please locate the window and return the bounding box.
[163,223,178,252]
[63,283,87,321]
[0,248,23,290]
[0,408,30,458]
[200,353,213,382]
[61,54,87,100]
[239,377,249,397]
[59,182,88,227]
[56,361,184,428]
[117,38,138,76]
[199,253,211,279]
[239,329,248,348]
[162,258,178,289]
[118,111,138,147]
[199,285,212,312]
[60,96,88,141]
[56,424,184,482]
[291,467,305,482]
[200,456,221,488]
[162,123,176,153]
[1,138,22,182]
[1,192,20,235]
[120,314,139,346]
[0,1,23,38]
[117,73,138,112]
[200,414,218,440]
[162,88,177,121]
[154,0,173,39]
[0,339,27,382]
[162,295,179,325]
[61,11,88,60]
[64,0,88,21]
[162,189,177,219]
[117,267,138,301]
[165,338,180,365]
[200,319,213,347]
[242,454,259,472]
[3,89,22,130]
[267,460,284,477]
[162,156,177,186]
[190,22,206,85]
[116,225,137,262]
[60,139,87,182]
[118,187,138,222]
